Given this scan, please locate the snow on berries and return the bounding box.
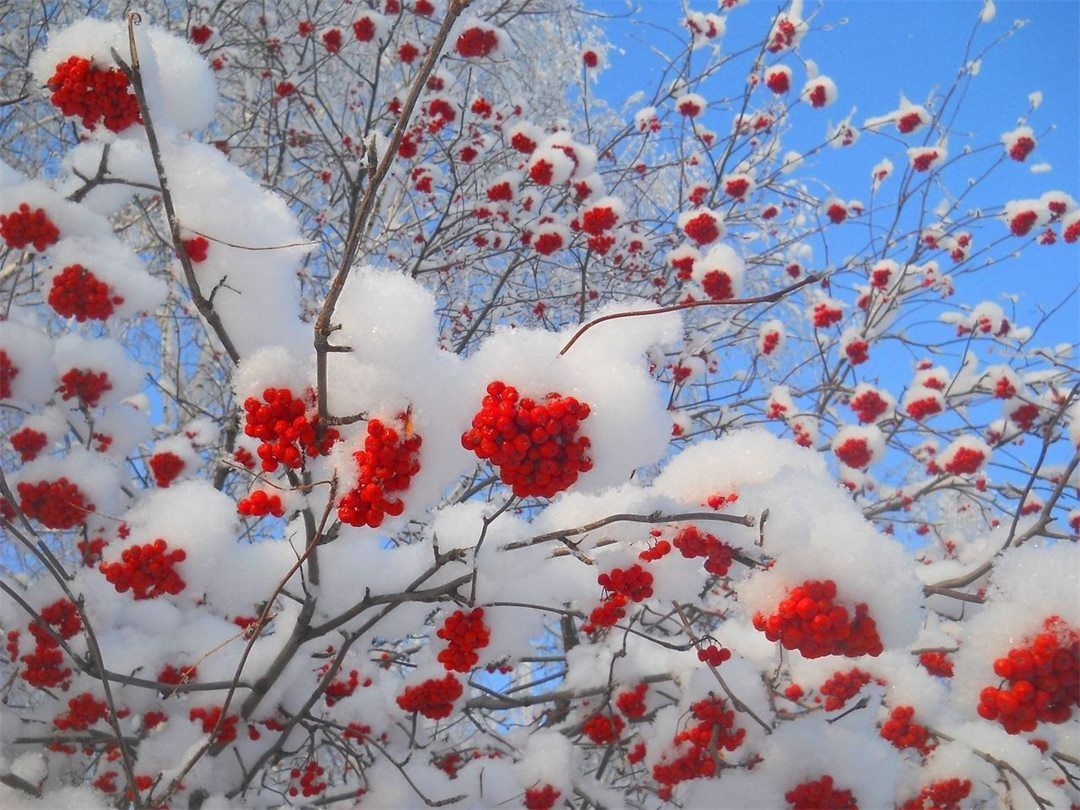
[397,674,463,719]
[900,778,972,810]
[579,196,625,235]
[99,539,187,600]
[802,75,837,109]
[880,705,935,754]
[937,437,990,476]
[0,203,61,251]
[435,608,490,672]
[461,381,592,499]
[651,696,745,789]
[242,387,340,471]
[766,65,792,94]
[752,578,884,658]
[692,243,744,301]
[45,55,141,132]
[675,92,706,117]
[908,144,947,172]
[1002,126,1036,161]
[337,415,422,528]
[758,319,785,356]
[832,426,884,470]
[848,384,893,424]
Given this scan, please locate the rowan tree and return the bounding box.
[0,0,1077,807]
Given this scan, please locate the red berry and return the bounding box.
[46,56,141,132]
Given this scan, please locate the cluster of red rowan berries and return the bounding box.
[47,55,141,132]
[942,446,986,475]
[615,683,649,718]
[455,26,498,58]
[242,387,339,472]
[880,705,935,754]
[597,564,654,602]
[189,706,239,744]
[900,778,972,810]
[652,696,744,791]
[835,436,873,469]
[182,236,210,262]
[752,579,884,658]
[58,368,112,408]
[48,264,123,321]
[149,451,185,488]
[849,389,889,423]
[0,350,18,398]
[672,525,735,576]
[918,651,954,678]
[397,674,463,719]
[53,692,109,731]
[13,599,81,689]
[99,539,186,600]
[785,775,857,809]
[461,381,592,498]
[17,478,94,529]
[436,608,491,673]
[581,711,624,744]
[1,204,61,251]
[523,784,561,810]
[338,416,422,528]
[697,644,732,667]
[158,663,198,685]
[10,427,47,461]
[812,302,844,328]
[324,668,372,706]
[818,668,872,711]
[681,212,720,245]
[288,761,327,797]
[237,489,285,518]
[977,616,1078,734]
[638,537,671,562]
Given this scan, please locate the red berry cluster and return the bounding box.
[977,616,1078,733]
[835,437,873,469]
[17,478,94,529]
[46,56,141,132]
[0,350,18,398]
[1,203,61,251]
[672,525,735,576]
[325,669,368,706]
[338,416,422,528]
[238,490,285,518]
[397,674,463,719]
[850,389,889,423]
[182,236,210,262]
[682,212,720,245]
[697,644,732,667]
[818,668,871,711]
[638,538,671,562]
[1009,136,1036,162]
[461,381,592,498]
[581,711,624,744]
[53,692,109,731]
[189,706,239,744]
[455,26,498,58]
[524,784,561,810]
[918,651,954,678]
[652,696,745,789]
[242,387,339,472]
[78,537,107,567]
[16,599,81,689]
[149,451,185,488]
[880,705,934,754]
[99,539,186,600]
[436,608,491,672]
[58,368,112,408]
[10,427,47,461]
[158,663,198,685]
[785,775,857,809]
[616,683,649,718]
[190,25,213,44]
[289,761,327,797]
[48,264,123,321]
[900,778,971,810]
[942,446,985,475]
[587,593,628,630]
[752,579,884,659]
[812,302,844,328]
[598,564,653,602]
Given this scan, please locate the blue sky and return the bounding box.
[587,0,1079,345]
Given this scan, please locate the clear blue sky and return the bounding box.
[588,0,1080,345]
